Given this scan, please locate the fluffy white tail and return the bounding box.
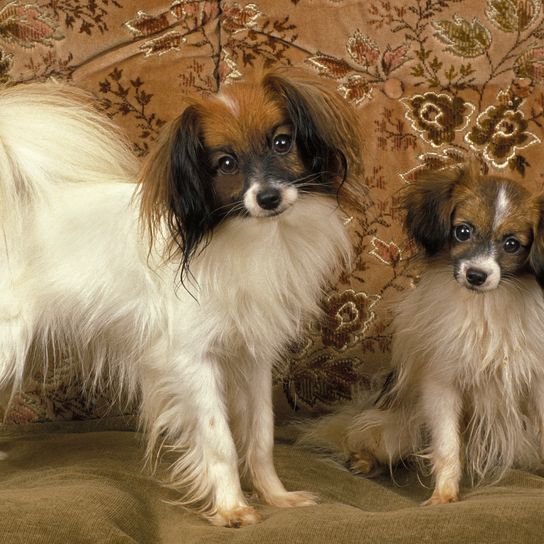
[0,83,136,227]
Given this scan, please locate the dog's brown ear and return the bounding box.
[530,194,544,286]
[139,102,216,278]
[263,71,364,208]
[403,167,463,256]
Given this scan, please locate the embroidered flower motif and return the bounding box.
[281,352,360,409]
[381,43,411,76]
[222,2,261,34]
[124,10,170,37]
[219,49,242,84]
[171,0,219,24]
[338,74,373,105]
[307,30,410,105]
[139,30,186,57]
[399,148,475,183]
[346,30,380,68]
[0,1,62,48]
[316,289,380,351]
[514,45,544,84]
[402,92,475,147]
[465,102,540,167]
[369,237,402,265]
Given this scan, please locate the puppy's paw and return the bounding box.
[209,505,261,528]
[422,492,459,506]
[349,450,376,475]
[264,490,318,508]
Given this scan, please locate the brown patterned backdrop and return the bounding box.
[2,0,543,422]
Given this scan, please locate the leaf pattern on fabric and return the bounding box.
[306,52,352,78]
[0,1,62,48]
[124,10,171,37]
[485,0,542,33]
[433,15,492,58]
[346,30,380,67]
[514,46,544,82]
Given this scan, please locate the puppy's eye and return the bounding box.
[453,224,472,242]
[217,155,238,175]
[503,236,521,253]
[272,134,293,154]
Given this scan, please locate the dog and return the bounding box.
[0,72,364,526]
[303,163,544,506]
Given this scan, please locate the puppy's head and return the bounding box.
[404,163,544,291]
[139,71,363,276]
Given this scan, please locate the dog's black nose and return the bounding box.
[466,268,488,286]
[256,187,282,210]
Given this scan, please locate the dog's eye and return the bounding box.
[217,155,238,175]
[453,224,472,242]
[272,134,293,154]
[503,236,521,253]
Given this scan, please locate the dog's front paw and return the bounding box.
[422,492,459,506]
[209,506,261,528]
[264,490,318,508]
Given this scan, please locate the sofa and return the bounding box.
[1,0,544,541]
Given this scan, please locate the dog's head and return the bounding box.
[403,163,544,291]
[139,71,363,277]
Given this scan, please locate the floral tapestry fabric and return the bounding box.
[1,0,543,421]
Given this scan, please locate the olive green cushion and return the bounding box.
[0,421,543,543]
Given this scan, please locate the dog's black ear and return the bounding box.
[262,72,364,207]
[530,194,544,286]
[403,167,462,256]
[139,104,215,278]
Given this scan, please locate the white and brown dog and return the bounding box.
[305,163,544,505]
[0,73,363,525]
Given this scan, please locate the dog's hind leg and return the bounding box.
[344,407,415,476]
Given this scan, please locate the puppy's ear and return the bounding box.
[403,167,462,256]
[263,72,364,207]
[139,104,215,276]
[530,194,544,286]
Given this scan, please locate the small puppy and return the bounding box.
[305,163,544,505]
[0,73,363,526]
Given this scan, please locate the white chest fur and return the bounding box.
[392,267,544,478]
[179,196,351,362]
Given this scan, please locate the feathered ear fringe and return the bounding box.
[402,164,470,256]
[262,71,365,210]
[138,103,217,282]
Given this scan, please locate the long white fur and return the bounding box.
[387,267,544,479]
[0,83,351,525]
[304,266,544,502]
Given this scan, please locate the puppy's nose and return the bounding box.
[466,268,488,286]
[256,187,281,210]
